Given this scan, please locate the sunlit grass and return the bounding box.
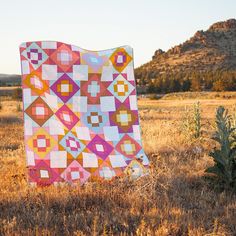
[0,95,235,235]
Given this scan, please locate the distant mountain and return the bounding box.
[135,19,236,92]
[0,74,21,86]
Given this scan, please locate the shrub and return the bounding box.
[12,87,22,100]
[16,102,22,112]
[181,101,201,139]
[149,94,158,100]
[206,106,236,190]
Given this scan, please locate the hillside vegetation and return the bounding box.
[135,19,236,93]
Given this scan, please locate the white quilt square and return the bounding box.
[60,84,69,92]
[101,66,113,81]
[96,144,104,152]
[103,126,120,141]
[63,113,70,122]
[82,152,98,168]
[41,42,57,49]
[23,88,32,105]
[25,119,33,135]
[132,125,141,140]
[91,115,99,123]
[100,96,115,112]
[129,95,138,110]
[50,151,67,168]
[26,151,35,166]
[44,92,58,110]
[117,55,124,63]
[109,155,127,168]
[124,66,135,81]
[73,96,87,112]
[73,65,88,81]
[75,126,91,141]
[71,171,80,180]
[35,107,45,115]
[37,138,46,148]
[21,60,30,75]
[49,118,65,135]
[42,65,57,80]
[40,170,49,178]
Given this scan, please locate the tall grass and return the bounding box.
[193,101,201,138]
[0,98,236,235]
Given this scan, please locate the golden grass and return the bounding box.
[0,96,236,235]
[161,91,236,100]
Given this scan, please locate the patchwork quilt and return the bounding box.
[19,41,149,186]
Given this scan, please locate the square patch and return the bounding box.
[82,152,98,168]
[50,151,67,168]
[109,154,127,168]
[75,126,91,141]
[42,65,57,80]
[73,65,88,81]
[100,96,116,112]
[103,126,120,141]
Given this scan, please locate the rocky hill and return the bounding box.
[135,19,236,91]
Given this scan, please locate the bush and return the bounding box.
[206,106,236,190]
[149,94,158,100]
[16,102,22,112]
[181,101,201,139]
[12,88,22,100]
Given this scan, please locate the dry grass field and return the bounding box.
[0,93,236,235]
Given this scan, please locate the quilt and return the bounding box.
[19,41,149,186]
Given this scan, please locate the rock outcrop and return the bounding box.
[135,19,236,78]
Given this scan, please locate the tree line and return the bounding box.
[134,70,236,93]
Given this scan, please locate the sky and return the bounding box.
[0,0,235,74]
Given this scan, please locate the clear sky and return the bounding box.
[0,0,235,74]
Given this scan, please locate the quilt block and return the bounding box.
[19,41,149,186]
